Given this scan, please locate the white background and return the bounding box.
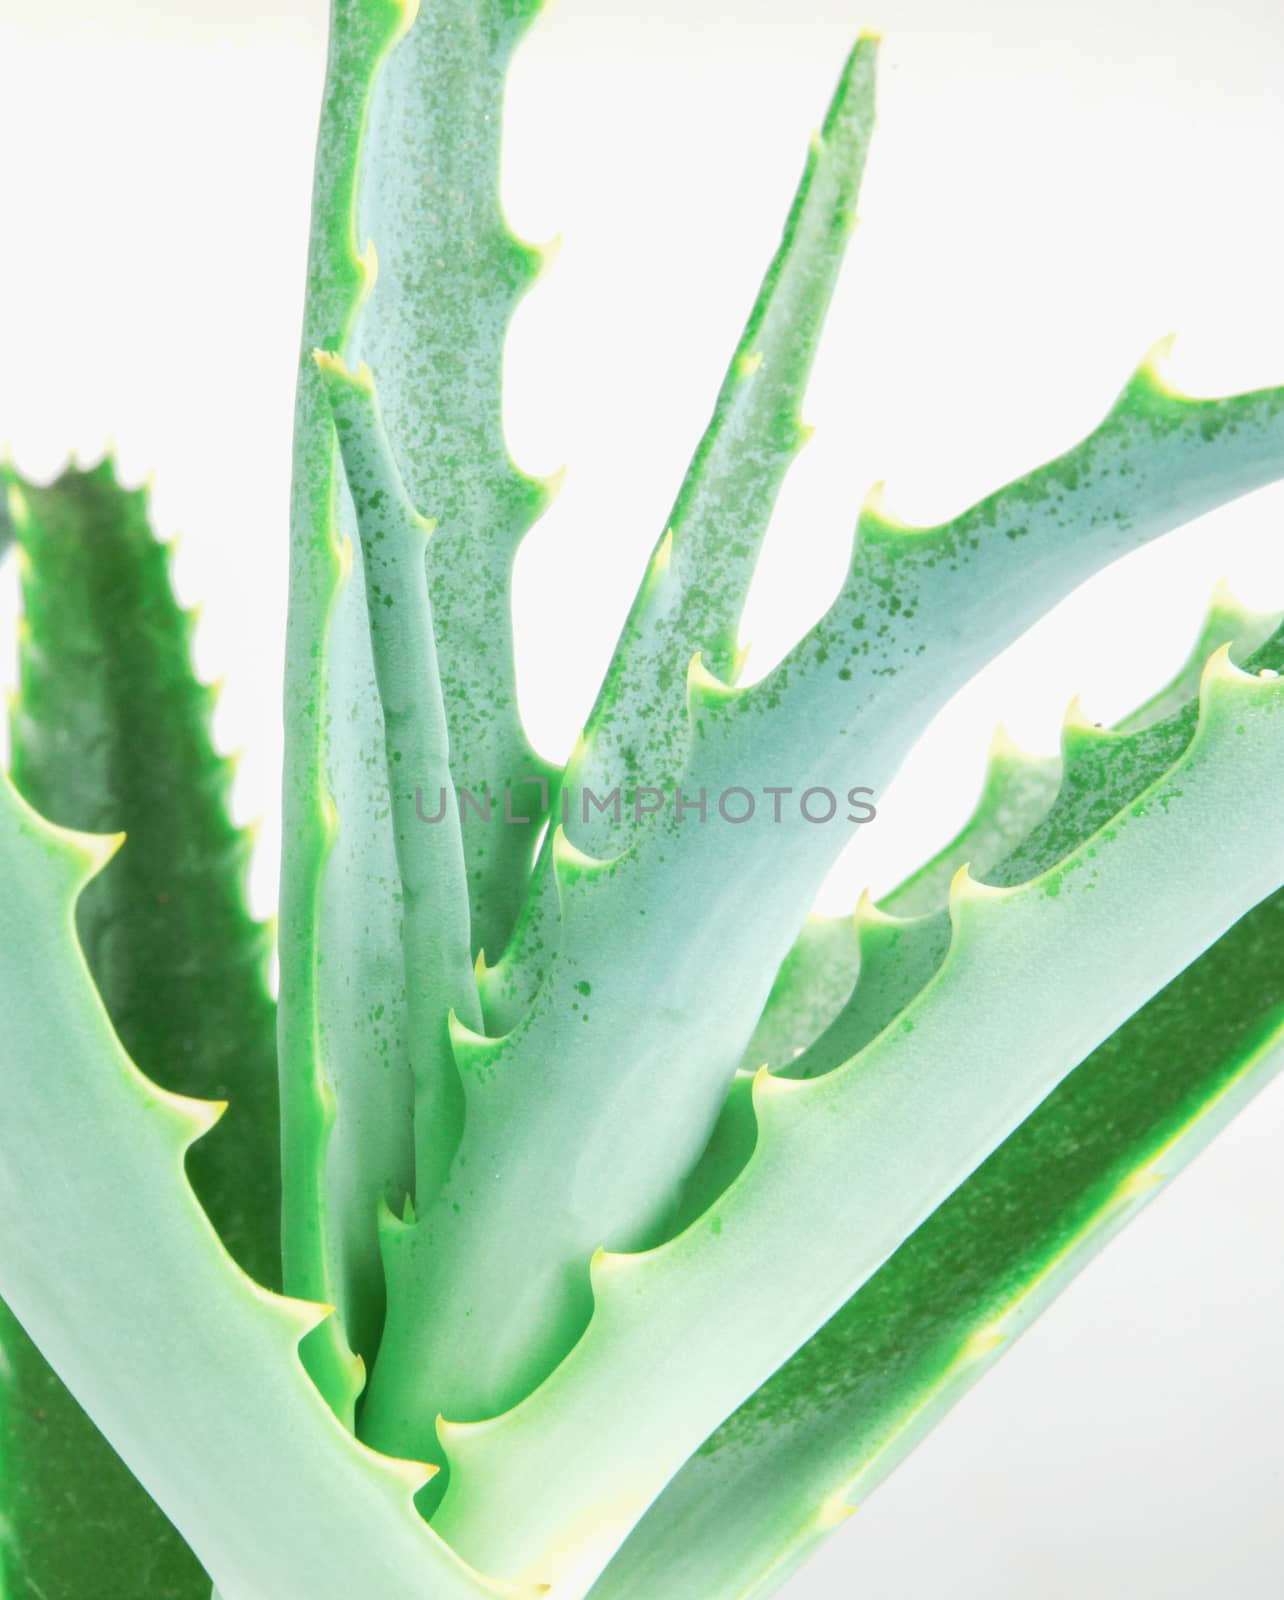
[1,0,1282,1594]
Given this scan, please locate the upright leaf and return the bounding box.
[280,0,552,1394]
[486,35,880,1028]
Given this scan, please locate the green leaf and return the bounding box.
[279,0,418,1407]
[1,459,279,1599]
[485,34,880,1030]
[0,773,533,1600]
[432,650,1284,1594]
[280,0,552,1396]
[317,353,482,1208]
[740,726,1061,1073]
[595,908,1284,1600]
[361,357,1284,1473]
[355,0,559,967]
[1113,578,1281,734]
[591,606,1284,1600]
[5,462,279,1280]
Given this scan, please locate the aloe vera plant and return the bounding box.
[2,5,1283,1597]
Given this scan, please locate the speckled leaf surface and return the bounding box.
[362,356,1284,1472]
[434,651,1284,1595]
[591,607,1284,1600]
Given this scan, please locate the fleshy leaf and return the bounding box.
[432,651,1284,1594]
[354,0,558,963]
[279,0,413,1411]
[485,34,880,1028]
[591,609,1284,1599]
[594,909,1284,1600]
[1,459,280,1597]
[0,772,533,1600]
[362,356,1284,1469]
[280,0,554,1401]
[317,353,481,1208]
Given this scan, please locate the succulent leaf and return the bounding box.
[279,0,412,1412]
[0,771,531,1600]
[485,34,880,1029]
[354,0,559,966]
[317,352,482,1208]
[281,0,554,1401]
[740,725,1061,1072]
[595,900,1284,1600]
[780,591,1284,1081]
[5,460,279,1278]
[1113,578,1282,733]
[432,650,1284,1594]
[1,459,280,1598]
[588,606,1284,1599]
[362,356,1284,1472]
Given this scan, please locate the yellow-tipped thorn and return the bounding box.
[314,349,374,392]
[735,348,765,380]
[551,823,605,878]
[651,526,674,578]
[537,462,569,508]
[946,861,1007,914]
[815,1493,859,1530]
[1199,638,1251,699]
[336,533,355,583]
[987,721,1028,765]
[960,1326,1007,1361]
[687,650,735,701]
[1117,1166,1166,1203]
[1062,692,1100,738]
[393,0,420,42]
[752,1061,806,1101]
[858,478,911,534]
[359,237,379,292]
[5,480,30,531]
[535,231,563,274]
[446,1008,492,1053]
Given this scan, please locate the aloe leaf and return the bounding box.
[0,773,534,1600]
[279,0,417,1405]
[5,462,279,1278]
[317,353,481,1207]
[1113,577,1281,733]
[878,725,1063,919]
[741,724,1061,1072]
[485,34,880,1028]
[787,602,1284,1082]
[739,914,865,1073]
[280,0,550,1397]
[354,0,558,968]
[433,650,1284,1593]
[1,459,280,1598]
[362,359,1284,1467]
[594,910,1284,1600]
[591,612,1284,1599]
